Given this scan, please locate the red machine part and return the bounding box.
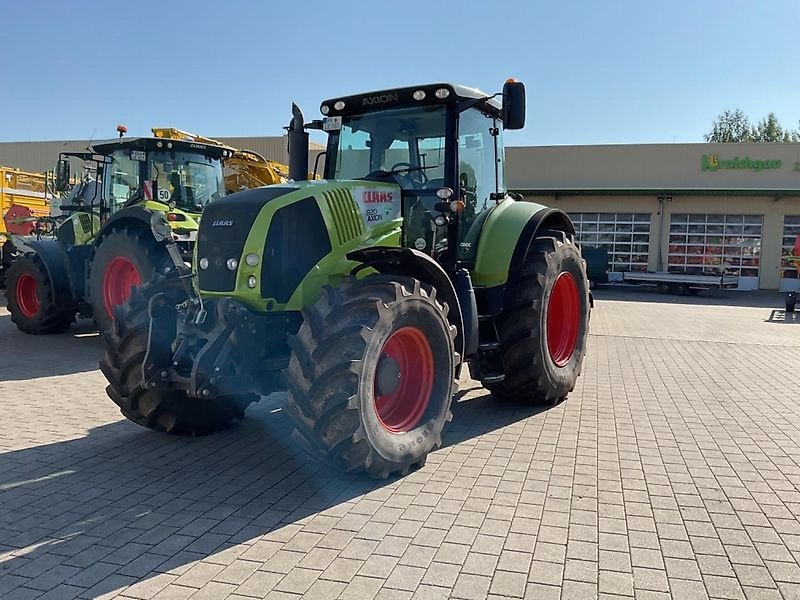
[3,204,36,235]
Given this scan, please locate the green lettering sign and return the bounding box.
[701,154,782,172]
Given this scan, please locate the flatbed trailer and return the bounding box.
[622,271,739,295]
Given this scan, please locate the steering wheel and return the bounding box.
[390,162,429,187]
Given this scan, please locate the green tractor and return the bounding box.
[100,81,591,478]
[5,131,231,333]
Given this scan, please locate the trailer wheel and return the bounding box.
[5,253,75,334]
[89,226,168,332]
[283,275,457,479]
[485,230,590,404]
[100,277,258,435]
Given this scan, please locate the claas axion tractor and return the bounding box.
[100,80,591,478]
[5,131,231,333]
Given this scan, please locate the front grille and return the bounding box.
[197,187,295,292]
[261,197,332,303]
[324,188,365,245]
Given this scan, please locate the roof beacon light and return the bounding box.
[413,90,426,101]
[435,88,450,99]
[116,124,128,139]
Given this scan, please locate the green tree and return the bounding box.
[705,109,799,142]
[704,109,752,142]
[751,113,792,142]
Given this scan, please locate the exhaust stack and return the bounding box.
[287,103,309,182]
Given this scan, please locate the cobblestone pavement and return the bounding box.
[1,289,799,599]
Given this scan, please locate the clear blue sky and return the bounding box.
[1,0,798,147]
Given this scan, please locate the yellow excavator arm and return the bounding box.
[151,127,300,192]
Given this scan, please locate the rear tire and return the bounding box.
[100,277,258,435]
[89,226,168,332]
[5,253,75,334]
[485,230,590,403]
[283,275,457,479]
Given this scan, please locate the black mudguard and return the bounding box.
[347,246,468,363]
[21,239,78,309]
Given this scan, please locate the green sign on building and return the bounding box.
[702,154,782,172]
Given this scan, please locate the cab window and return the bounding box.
[106,151,141,213]
[457,108,503,261]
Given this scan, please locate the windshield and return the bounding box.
[149,151,225,212]
[329,105,447,191]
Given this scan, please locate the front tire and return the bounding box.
[5,253,75,334]
[89,226,168,332]
[485,230,590,403]
[100,277,258,435]
[283,275,457,479]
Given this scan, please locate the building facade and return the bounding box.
[507,143,800,291]
[2,137,798,290]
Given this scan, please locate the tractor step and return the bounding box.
[478,342,500,352]
[481,374,506,384]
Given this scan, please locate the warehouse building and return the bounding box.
[2,138,798,290]
[508,143,800,291]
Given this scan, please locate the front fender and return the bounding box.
[347,247,466,363]
[21,239,77,309]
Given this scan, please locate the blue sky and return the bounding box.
[1,0,798,147]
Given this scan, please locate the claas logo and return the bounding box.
[363,191,394,203]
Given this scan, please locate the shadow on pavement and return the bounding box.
[765,309,800,324]
[0,316,103,381]
[0,388,547,597]
[594,284,785,309]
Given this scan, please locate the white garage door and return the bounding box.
[570,212,651,274]
[668,213,762,290]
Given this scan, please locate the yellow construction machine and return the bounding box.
[0,166,55,284]
[151,127,292,193]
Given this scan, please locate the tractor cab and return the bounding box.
[319,81,525,265]
[55,136,231,225]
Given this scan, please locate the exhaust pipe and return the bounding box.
[288,103,308,182]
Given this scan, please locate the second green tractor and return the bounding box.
[100,80,591,478]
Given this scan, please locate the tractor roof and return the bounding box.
[320,83,503,119]
[91,136,232,159]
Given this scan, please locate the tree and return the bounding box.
[704,109,752,142]
[751,113,792,142]
[705,109,799,142]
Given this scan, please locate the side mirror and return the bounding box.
[54,158,71,191]
[502,80,526,130]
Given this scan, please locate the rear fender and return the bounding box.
[472,198,575,312]
[347,246,466,363]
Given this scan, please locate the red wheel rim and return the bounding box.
[16,273,40,318]
[373,326,434,433]
[103,257,141,319]
[546,272,580,367]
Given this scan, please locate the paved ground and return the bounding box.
[1,288,799,600]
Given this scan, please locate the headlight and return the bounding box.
[226,258,238,271]
[334,100,345,111]
[435,88,450,99]
[247,275,257,288]
[199,257,209,270]
[245,253,259,267]
[413,90,426,101]
[0,234,7,244]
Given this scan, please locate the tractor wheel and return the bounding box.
[89,226,168,332]
[100,277,258,435]
[5,253,75,334]
[283,275,457,479]
[485,229,590,404]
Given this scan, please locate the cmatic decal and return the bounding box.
[352,187,401,228]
